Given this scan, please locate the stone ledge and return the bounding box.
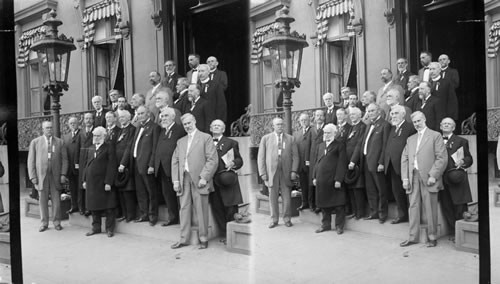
[24,198,70,220]
[226,221,251,255]
[455,220,478,254]
[254,193,300,217]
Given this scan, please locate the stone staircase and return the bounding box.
[254,192,450,243]
[68,204,220,245]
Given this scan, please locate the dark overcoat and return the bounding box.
[314,140,347,208]
[345,122,366,188]
[384,120,416,176]
[115,124,136,191]
[214,136,244,206]
[84,143,117,211]
[443,135,473,205]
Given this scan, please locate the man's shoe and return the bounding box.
[391,217,408,224]
[336,226,344,235]
[198,241,208,249]
[171,242,188,249]
[86,230,101,236]
[346,214,356,219]
[284,221,293,227]
[66,208,79,214]
[79,210,85,215]
[314,208,321,214]
[268,222,278,229]
[364,215,378,220]
[161,219,179,227]
[134,216,149,223]
[54,225,63,231]
[427,240,437,247]
[107,231,114,238]
[378,218,386,224]
[84,211,91,217]
[39,226,48,232]
[315,227,331,233]
[149,218,158,226]
[400,240,417,247]
[116,216,126,222]
[297,205,310,211]
[355,215,362,220]
[219,238,227,245]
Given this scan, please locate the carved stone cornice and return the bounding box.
[15,0,58,25]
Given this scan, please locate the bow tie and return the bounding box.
[192,68,198,72]
[424,66,429,70]
[443,136,449,140]
[213,138,219,142]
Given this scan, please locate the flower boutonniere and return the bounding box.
[348,130,356,139]
[168,131,172,139]
[447,141,454,149]
[397,128,402,137]
[436,82,440,91]
[217,143,224,151]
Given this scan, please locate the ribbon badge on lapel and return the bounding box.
[168,130,172,139]
[447,141,454,149]
[348,130,356,139]
[118,133,125,142]
[217,143,224,151]
[436,82,440,91]
[397,128,402,137]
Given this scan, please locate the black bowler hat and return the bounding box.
[445,168,467,185]
[215,170,238,189]
[344,165,361,185]
[115,168,130,188]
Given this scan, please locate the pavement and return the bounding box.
[16,189,483,283]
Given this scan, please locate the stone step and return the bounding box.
[24,197,71,220]
[68,204,220,245]
[299,204,449,243]
[254,193,301,217]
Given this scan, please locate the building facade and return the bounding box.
[249,0,484,198]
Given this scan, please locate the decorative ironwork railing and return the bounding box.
[18,111,88,151]
[249,107,323,147]
[488,108,500,141]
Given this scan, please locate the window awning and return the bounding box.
[17,25,46,68]
[82,0,122,50]
[488,21,500,58]
[315,0,353,46]
[251,22,280,64]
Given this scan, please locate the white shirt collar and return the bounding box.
[201,78,210,84]
[431,75,441,81]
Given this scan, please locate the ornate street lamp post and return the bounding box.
[262,6,308,135]
[31,10,76,138]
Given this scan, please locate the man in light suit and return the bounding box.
[171,113,218,249]
[257,117,299,228]
[400,111,448,247]
[28,121,68,232]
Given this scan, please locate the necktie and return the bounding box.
[47,138,52,160]
[190,102,195,111]
[278,134,282,157]
[416,131,423,151]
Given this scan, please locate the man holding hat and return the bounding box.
[209,119,243,243]
[439,117,473,241]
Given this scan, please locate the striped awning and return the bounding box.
[82,0,122,49]
[488,21,500,58]
[315,0,353,46]
[17,25,46,68]
[251,22,280,64]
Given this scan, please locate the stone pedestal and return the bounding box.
[226,221,251,255]
[255,193,300,217]
[455,220,479,254]
[24,198,70,220]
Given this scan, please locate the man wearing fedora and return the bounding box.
[384,105,416,224]
[115,110,137,222]
[344,107,367,220]
[210,119,243,243]
[313,124,348,234]
[154,107,186,226]
[440,117,473,241]
[258,117,299,228]
[400,111,447,247]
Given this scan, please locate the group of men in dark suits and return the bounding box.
[259,51,471,245]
